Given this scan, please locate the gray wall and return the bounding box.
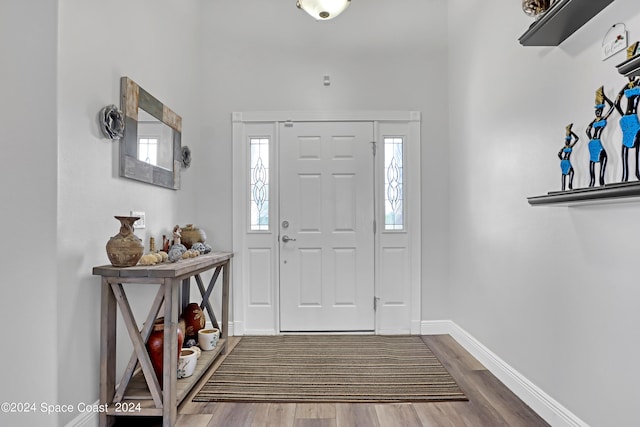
[448,1,640,426]
[1,1,59,426]
[56,0,203,424]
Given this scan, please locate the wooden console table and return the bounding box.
[92,251,232,427]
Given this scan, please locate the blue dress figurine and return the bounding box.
[586,86,615,187]
[558,123,579,191]
[614,76,640,182]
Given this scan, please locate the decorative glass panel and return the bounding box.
[250,138,269,231]
[384,137,404,230]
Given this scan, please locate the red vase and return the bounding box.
[182,303,206,340]
[146,318,185,386]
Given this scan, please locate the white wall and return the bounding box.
[56,0,203,424]
[199,0,452,320]
[448,1,640,426]
[0,2,59,426]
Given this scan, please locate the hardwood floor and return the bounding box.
[116,335,550,427]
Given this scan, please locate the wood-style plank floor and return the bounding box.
[116,335,550,427]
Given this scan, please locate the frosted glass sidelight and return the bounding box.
[384,137,404,230]
[250,138,270,231]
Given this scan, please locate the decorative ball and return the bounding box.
[138,254,158,266]
[157,251,168,262]
[191,242,206,254]
[167,245,187,262]
[203,244,212,254]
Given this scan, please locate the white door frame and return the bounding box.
[232,111,421,335]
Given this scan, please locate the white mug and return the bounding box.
[198,328,220,351]
[177,348,198,379]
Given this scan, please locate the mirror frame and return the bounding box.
[120,76,182,190]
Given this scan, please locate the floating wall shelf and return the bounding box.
[528,181,640,206]
[616,54,640,78]
[519,0,615,46]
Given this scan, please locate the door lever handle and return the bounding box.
[281,235,297,243]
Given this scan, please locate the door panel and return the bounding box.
[279,121,374,331]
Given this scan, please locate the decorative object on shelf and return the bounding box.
[149,237,156,253]
[614,76,640,182]
[627,41,639,59]
[162,235,169,252]
[586,86,615,187]
[191,242,208,254]
[105,216,144,267]
[177,348,198,379]
[138,254,159,266]
[180,224,207,249]
[181,249,200,259]
[297,0,350,20]
[601,24,627,61]
[558,124,579,191]
[168,244,187,263]
[146,317,185,386]
[182,303,206,340]
[99,104,125,140]
[189,345,201,359]
[181,146,191,169]
[198,328,220,351]
[519,0,615,47]
[521,0,550,18]
[172,225,182,246]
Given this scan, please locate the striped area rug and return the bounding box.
[193,335,467,403]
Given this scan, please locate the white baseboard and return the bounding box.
[65,407,97,427]
[421,320,589,427]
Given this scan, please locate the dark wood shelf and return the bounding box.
[519,0,615,47]
[528,181,640,206]
[616,54,640,79]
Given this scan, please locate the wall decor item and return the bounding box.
[120,76,182,190]
[614,76,640,181]
[601,24,628,61]
[586,86,615,186]
[558,123,579,191]
[99,104,125,140]
[181,146,192,169]
[180,224,207,249]
[105,216,144,267]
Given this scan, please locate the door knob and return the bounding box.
[281,235,297,243]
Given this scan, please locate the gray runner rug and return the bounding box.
[193,335,467,403]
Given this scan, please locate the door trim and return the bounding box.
[232,111,421,335]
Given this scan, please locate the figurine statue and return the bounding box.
[614,76,640,182]
[173,225,182,246]
[628,41,639,59]
[586,86,615,187]
[558,123,579,191]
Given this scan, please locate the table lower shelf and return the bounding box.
[106,339,227,417]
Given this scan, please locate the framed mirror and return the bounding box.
[120,76,182,190]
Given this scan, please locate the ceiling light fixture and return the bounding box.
[296,0,351,21]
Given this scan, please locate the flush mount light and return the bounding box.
[296,0,351,20]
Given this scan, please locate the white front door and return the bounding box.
[279,121,375,332]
